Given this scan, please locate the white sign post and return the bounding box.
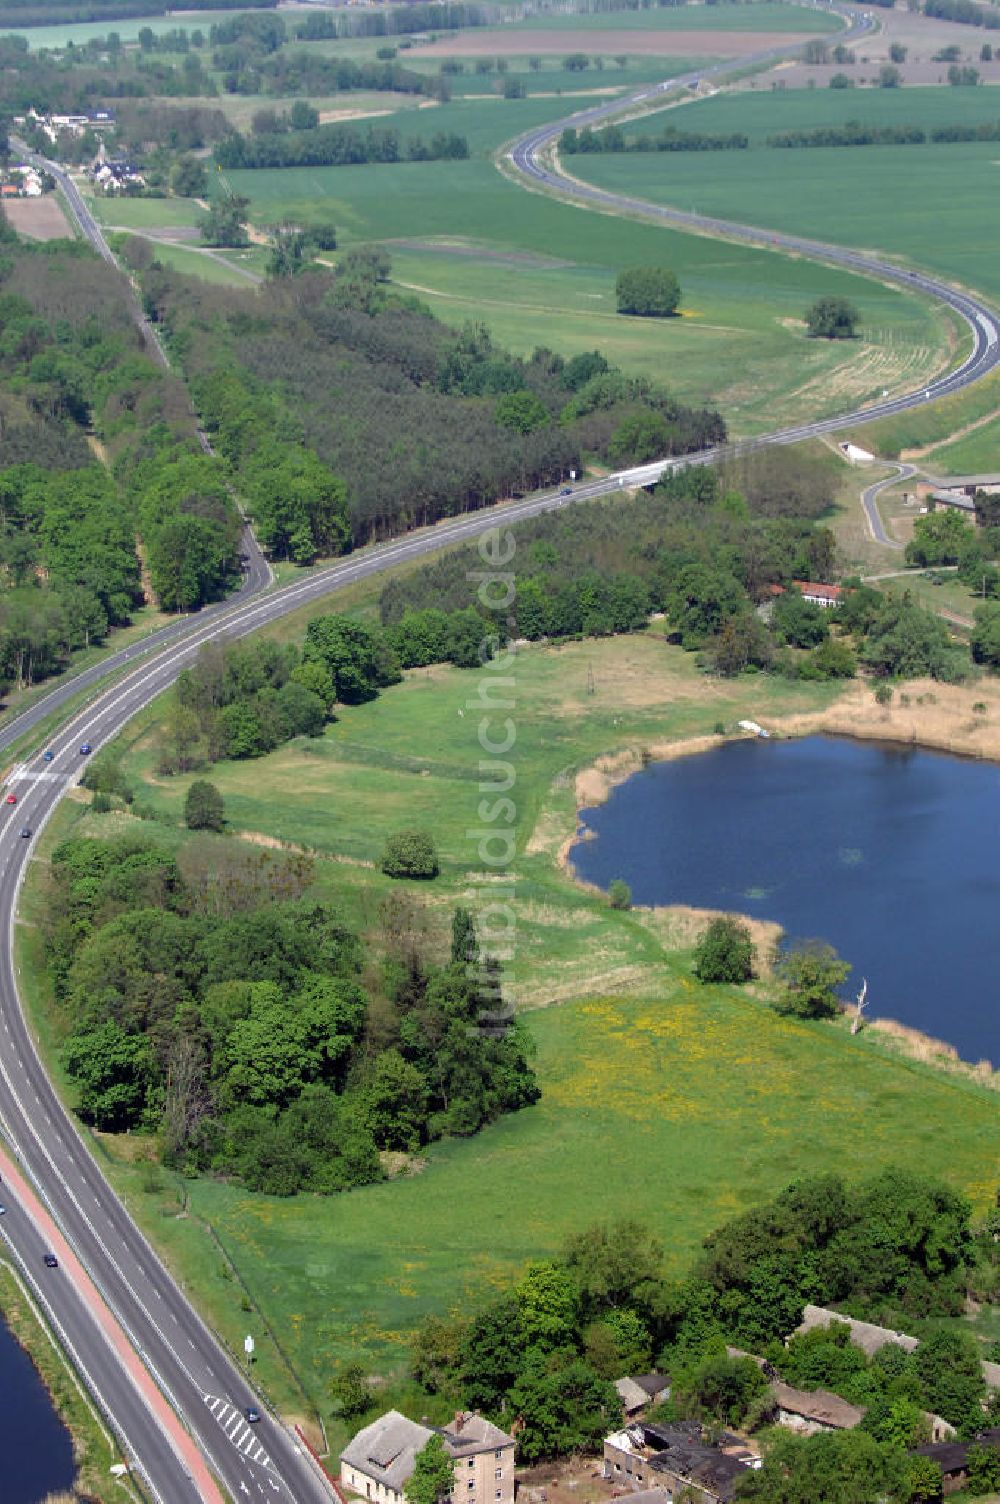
[244,1334,255,1364]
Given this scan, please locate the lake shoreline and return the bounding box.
[557,674,1000,1085]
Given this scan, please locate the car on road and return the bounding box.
[560,486,572,495]
[0,1205,7,1216]
[20,828,31,840]
[43,750,54,762]
[244,1406,262,1424]
[43,1253,58,1268]
[4,793,16,805]
[79,743,92,755]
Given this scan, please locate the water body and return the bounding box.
[0,1305,75,1503]
[570,736,1000,1064]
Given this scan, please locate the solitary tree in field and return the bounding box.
[774,940,851,1018]
[805,296,860,339]
[694,916,756,984]
[380,828,440,880]
[185,779,224,832]
[616,266,681,318]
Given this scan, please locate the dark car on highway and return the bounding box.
[79,743,92,755]
[43,1253,58,1268]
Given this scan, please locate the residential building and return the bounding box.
[340,1410,516,1504]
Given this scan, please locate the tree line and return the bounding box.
[214,123,469,170]
[560,123,748,154]
[393,1175,999,1486]
[923,0,1000,28]
[45,829,538,1196]
[769,120,1000,148]
[564,117,1000,158]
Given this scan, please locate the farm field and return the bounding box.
[32,628,997,1431]
[567,86,1000,306]
[226,146,952,434]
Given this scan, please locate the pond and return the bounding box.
[0,1303,75,1503]
[570,736,1000,1064]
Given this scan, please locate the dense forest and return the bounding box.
[397,1177,1000,1479]
[0,223,241,691]
[45,831,537,1194]
[132,252,725,548]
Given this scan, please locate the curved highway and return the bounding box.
[506,8,1000,444]
[2,7,999,1501]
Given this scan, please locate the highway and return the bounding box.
[1,7,999,1501]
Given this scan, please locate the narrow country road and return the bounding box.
[1,5,998,1500]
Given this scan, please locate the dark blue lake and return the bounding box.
[570,736,1000,1064]
[0,1305,75,1503]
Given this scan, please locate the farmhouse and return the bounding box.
[341,1410,516,1504]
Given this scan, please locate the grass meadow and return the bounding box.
[569,86,1000,306]
[226,141,950,434]
[20,627,997,1434]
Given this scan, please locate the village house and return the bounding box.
[603,1421,758,1504]
[341,1410,516,1504]
[614,1373,671,1419]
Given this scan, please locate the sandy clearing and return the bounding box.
[408,28,797,58]
[4,195,72,241]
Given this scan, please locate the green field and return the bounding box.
[227,140,951,434]
[923,417,1000,476]
[508,2,839,32]
[569,87,1000,306]
[34,627,994,1430]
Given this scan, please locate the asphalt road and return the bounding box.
[2,9,999,1500]
[860,464,918,547]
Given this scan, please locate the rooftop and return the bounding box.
[770,1381,865,1430]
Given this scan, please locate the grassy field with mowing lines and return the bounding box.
[228,140,951,434]
[569,86,1000,305]
[23,628,993,1434]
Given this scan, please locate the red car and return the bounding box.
[4,793,16,805]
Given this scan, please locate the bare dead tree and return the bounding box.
[851,977,869,1036]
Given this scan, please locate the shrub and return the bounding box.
[694,916,756,984]
[185,779,225,832]
[380,829,440,880]
[608,878,632,911]
[91,791,112,814]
